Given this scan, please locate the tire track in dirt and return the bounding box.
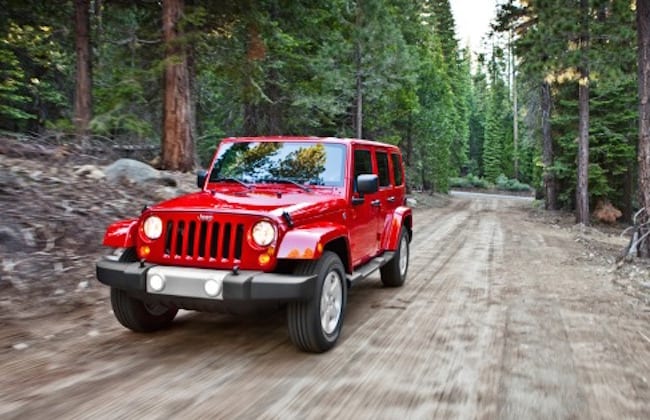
[257,197,504,418]
[210,201,481,418]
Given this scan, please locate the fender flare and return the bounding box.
[102,219,139,248]
[276,224,349,262]
[381,206,413,250]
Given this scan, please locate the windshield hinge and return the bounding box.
[282,211,294,228]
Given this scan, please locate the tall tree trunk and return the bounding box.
[576,78,590,223]
[510,30,519,179]
[94,0,103,69]
[354,1,363,139]
[354,52,363,139]
[243,25,268,135]
[637,0,650,256]
[541,81,557,210]
[512,62,518,179]
[161,0,195,171]
[623,166,633,223]
[405,113,413,192]
[73,0,92,141]
[576,0,590,225]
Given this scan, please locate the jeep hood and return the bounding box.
[147,190,346,222]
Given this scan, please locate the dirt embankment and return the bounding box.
[0,141,197,318]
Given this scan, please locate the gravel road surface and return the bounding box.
[1,194,649,419]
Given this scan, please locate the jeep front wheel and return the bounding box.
[380,228,409,287]
[287,251,347,353]
[110,288,178,333]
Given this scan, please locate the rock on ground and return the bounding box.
[103,158,177,186]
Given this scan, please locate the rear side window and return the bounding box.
[376,151,390,186]
[391,153,403,186]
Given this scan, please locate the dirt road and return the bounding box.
[1,194,649,419]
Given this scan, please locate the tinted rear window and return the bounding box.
[376,152,390,186]
[391,153,403,186]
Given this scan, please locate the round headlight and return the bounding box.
[143,216,163,240]
[252,220,276,247]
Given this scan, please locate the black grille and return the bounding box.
[163,218,244,261]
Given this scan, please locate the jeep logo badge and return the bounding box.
[198,214,213,222]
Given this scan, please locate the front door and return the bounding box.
[349,148,380,265]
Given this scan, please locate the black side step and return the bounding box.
[347,252,395,286]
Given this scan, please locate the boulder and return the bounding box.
[104,158,176,187]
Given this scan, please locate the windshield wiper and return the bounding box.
[212,177,251,189]
[262,178,311,192]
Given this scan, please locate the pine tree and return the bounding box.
[430,0,469,175]
[483,89,504,182]
[637,0,650,256]
[483,53,511,182]
[468,60,489,177]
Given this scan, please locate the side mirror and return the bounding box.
[197,169,208,189]
[357,174,379,195]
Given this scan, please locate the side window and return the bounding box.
[391,153,403,186]
[354,149,372,178]
[376,151,390,187]
[353,149,373,192]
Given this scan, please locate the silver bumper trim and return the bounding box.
[146,266,228,300]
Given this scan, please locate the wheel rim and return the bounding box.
[320,271,343,335]
[398,235,408,278]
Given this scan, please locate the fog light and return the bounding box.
[204,279,222,297]
[149,274,165,292]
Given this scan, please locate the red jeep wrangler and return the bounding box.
[97,136,412,352]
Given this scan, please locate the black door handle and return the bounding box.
[387,196,396,203]
[371,199,381,207]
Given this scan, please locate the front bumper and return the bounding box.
[96,259,317,301]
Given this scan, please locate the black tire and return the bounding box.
[118,247,138,262]
[110,288,178,333]
[287,251,347,353]
[380,228,409,287]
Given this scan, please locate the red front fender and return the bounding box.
[102,219,139,248]
[277,224,348,261]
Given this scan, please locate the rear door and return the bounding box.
[374,149,393,246]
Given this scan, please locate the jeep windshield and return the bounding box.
[208,141,346,188]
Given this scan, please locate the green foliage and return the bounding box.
[449,174,491,189]
[414,32,454,193]
[469,64,489,177]
[483,79,506,181]
[92,3,160,140]
[0,19,71,131]
[495,174,532,192]
[0,45,33,123]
